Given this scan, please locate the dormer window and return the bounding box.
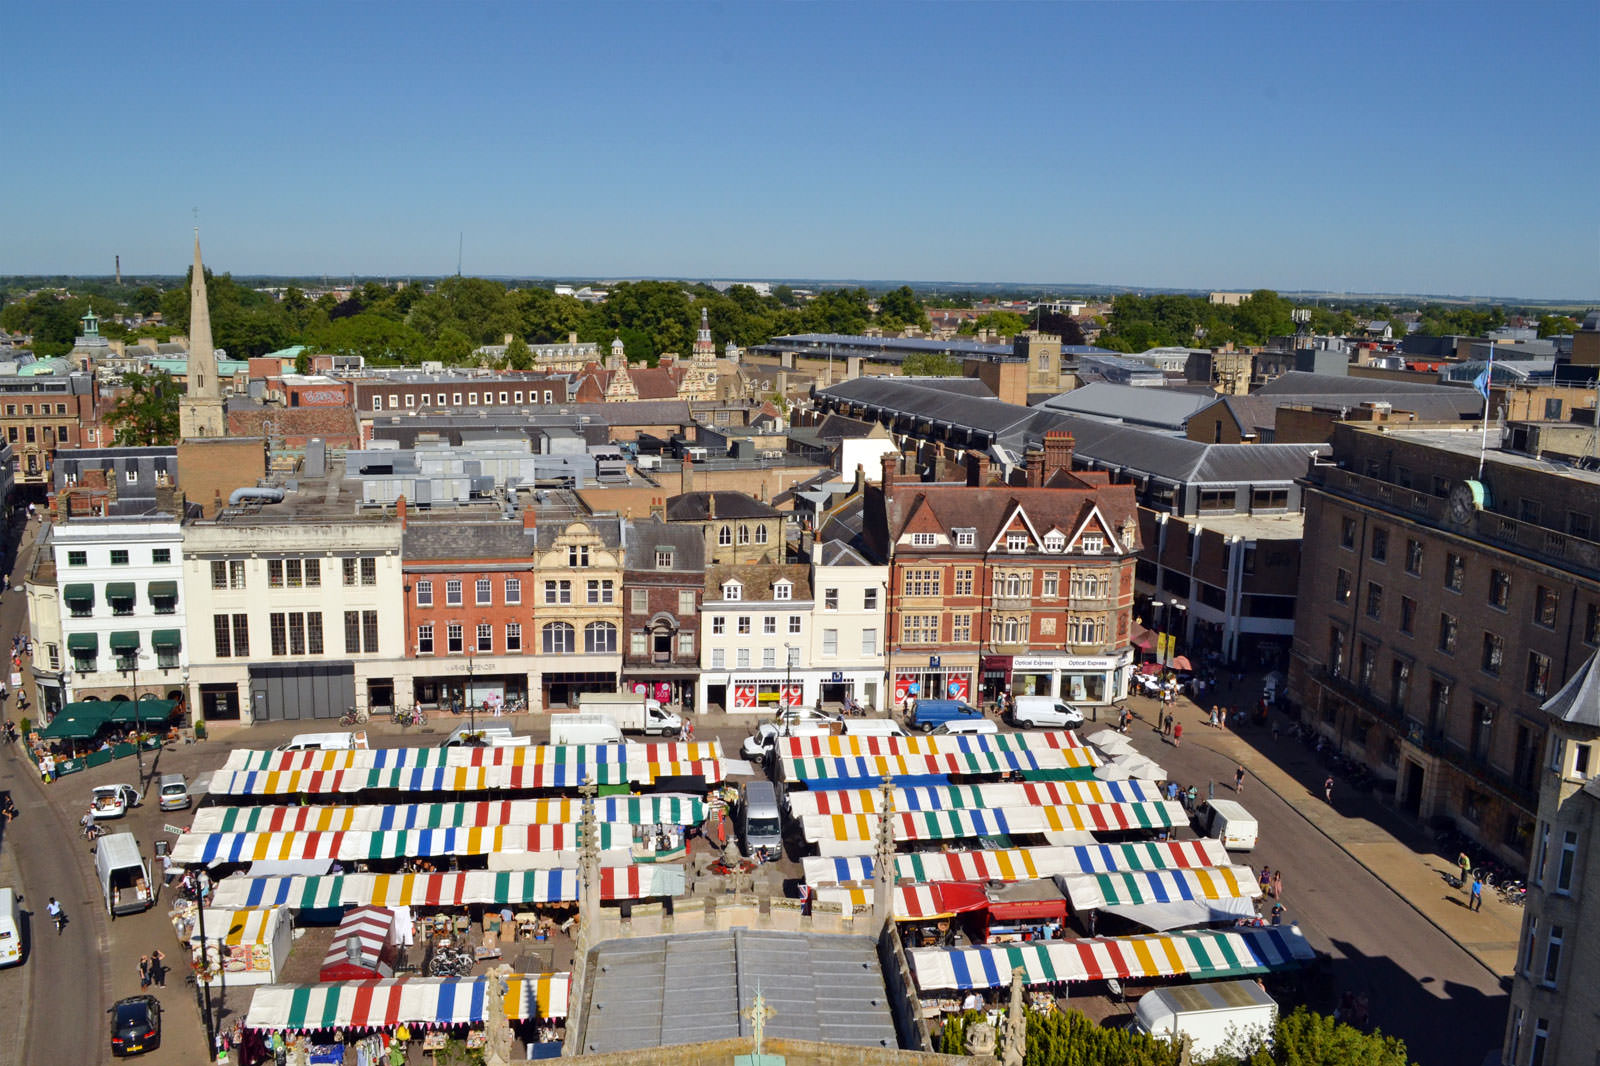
[1082,533,1106,554]
[1043,531,1066,553]
[911,532,936,547]
[955,529,975,548]
[1006,533,1028,553]
[773,580,793,601]
[722,580,743,601]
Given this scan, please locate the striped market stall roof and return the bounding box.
[909,926,1317,990]
[192,796,704,834]
[781,745,1098,784]
[774,731,1085,761]
[196,907,283,946]
[244,973,570,1030]
[801,801,1188,849]
[785,780,1161,817]
[801,840,1229,887]
[172,823,628,866]
[813,881,991,920]
[1059,866,1262,910]
[210,743,724,796]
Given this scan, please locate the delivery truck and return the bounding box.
[576,692,683,736]
[96,832,155,917]
[1131,979,1277,1059]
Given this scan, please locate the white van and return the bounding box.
[275,731,361,752]
[842,719,910,739]
[1194,798,1258,851]
[549,713,624,746]
[740,780,784,860]
[96,832,154,916]
[0,887,22,967]
[1132,980,1277,1059]
[439,726,532,748]
[931,718,999,736]
[1011,695,1084,729]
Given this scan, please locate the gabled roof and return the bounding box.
[1037,383,1215,431]
[666,491,780,521]
[704,562,812,601]
[403,520,535,561]
[882,477,1139,559]
[817,492,885,565]
[1542,651,1600,730]
[623,516,705,571]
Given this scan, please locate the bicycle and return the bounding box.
[391,706,426,728]
[338,708,369,727]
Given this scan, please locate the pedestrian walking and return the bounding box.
[1271,870,1283,899]
[1235,765,1245,794]
[1219,707,1228,729]
[1208,705,1219,727]
[1323,775,1334,803]
[139,955,152,988]
[151,947,167,986]
[1259,866,1272,892]
[1164,712,1174,737]
[47,897,65,934]
[1173,722,1182,747]
[1457,852,1473,892]
[1469,876,1484,911]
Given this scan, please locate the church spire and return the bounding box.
[693,306,715,366]
[179,230,226,439]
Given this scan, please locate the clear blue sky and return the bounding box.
[4,1,1596,299]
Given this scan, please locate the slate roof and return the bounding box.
[1038,382,1216,430]
[665,491,780,521]
[527,513,622,551]
[811,412,881,441]
[816,492,886,565]
[704,561,812,600]
[402,520,535,561]
[622,515,705,571]
[1542,651,1600,730]
[574,930,897,1054]
[883,474,1140,556]
[1256,371,1469,398]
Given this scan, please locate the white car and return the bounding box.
[743,721,833,760]
[771,707,840,728]
[90,784,142,819]
[1011,696,1085,729]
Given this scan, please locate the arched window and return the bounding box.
[1005,574,1022,598]
[755,525,768,544]
[585,621,617,654]
[542,622,574,654]
[718,525,733,546]
[737,525,751,545]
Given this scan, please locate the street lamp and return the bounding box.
[120,649,150,789]
[783,643,796,726]
[463,646,477,733]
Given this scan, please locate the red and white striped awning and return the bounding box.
[813,881,991,920]
[244,973,570,1030]
[320,906,395,982]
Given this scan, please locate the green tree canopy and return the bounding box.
[502,335,533,371]
[901,351,963,377]
[105,369,181,446]
[1243,1007,1416,1066]
[877,285,929,331]
[959,310,1029,338]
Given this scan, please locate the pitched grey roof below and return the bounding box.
[1542,651,1600,730]
[1257,371,1471,398]
[665,491,780,520]
[576,930,897,1054]
[623,516,705,570]
[1038,382,1216,430]
[402,520,534,561]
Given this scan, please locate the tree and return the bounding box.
[959,310,1029,338]
[901,352,963,377]
[294,349,312,375]
[1243,1007,1416,1066]
[130,285,162,316]
[105,369,181,446]
[503,336,533,371]
[877,285,928,331]
[1537,314,1579,338]
[434,327,475,365]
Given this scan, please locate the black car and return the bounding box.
[109,995,161,1056]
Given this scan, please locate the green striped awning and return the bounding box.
[109,631,141,651]
[148,581,178,599]
[151,629,182,649]
[105,582,137,601]
[67,632,99,652]
[63,584,94,605]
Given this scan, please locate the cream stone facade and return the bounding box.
[528,516,625,708]
[807,548,889,712]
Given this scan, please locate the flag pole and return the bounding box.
[1476,343,1496,480]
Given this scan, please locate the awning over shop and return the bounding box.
[148,581,178,600]
[66,632,98,652]
[109,630,140,651]
[105,582,137,602]
[909,926,1317,990]
[35,698,179,739]
[151,629,182,649]
[244,973,570,1030]
[62,584,95,606]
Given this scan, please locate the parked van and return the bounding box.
[0,887,22,967]
[842,719,910,739]
[908,699,986,733]
[439,726,532,748]
[275,731,360,752]
[1132,980,1277,1059]
[576,692,682,736]
[96,833,154,917]
[740,780,784,860]
[549,713,624,746]
[157,774,191,812]
[1193,799,1258,851]
[1011,695,1084,729]
[932,718,999,736]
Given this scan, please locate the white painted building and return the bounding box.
[697,564,812,714]
[807,540,888,712]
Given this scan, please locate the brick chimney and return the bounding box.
[396,494,407,529]
[966,452,991,486]
[1024,445,1046,487]
[1043,430,1075,477]
[523,504,537,531]
[880,451,898,492]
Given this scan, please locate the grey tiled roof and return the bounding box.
[1542,651,1600,730]
[575,930,897,1054]
[402,520,535,560]
[623,516,705,570]
[1256,371,1472,398]
[1037,382,1216,430]
[666,491,780,521]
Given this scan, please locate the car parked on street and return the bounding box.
[90,784,141,819]
[109,994,161,1056]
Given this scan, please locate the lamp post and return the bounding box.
[783,643,796,727]
[120,649,149,789]
[464,646,477,734]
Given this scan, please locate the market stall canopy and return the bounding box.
[244,973,570,1030]
[803,840,1229,888]
[1083,729,1137,757]
[1059,866,1262,931]
[814,881,990,920]
[776,731,1087,760]
[190,907,286,947]
[35,699,179,739]
[192,796,705,835]
[1093,754,1167,781]
[212,866,686,910]
[909,926,1317,990]
[785,780,1160,818]
[172,823,631,866]
[986,879,1069,922]
[803,800,1187,851]
[320,906,397,982]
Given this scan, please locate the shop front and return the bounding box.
[984,652,1131,707]
[892,655,975,709]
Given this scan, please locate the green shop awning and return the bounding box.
[148,581,178,599]
[151,629,182,650]
[35,699,180,740]
[63,584,95,605]
[109,631,141,651]
[66,632,99,653]
[105,583,137,601]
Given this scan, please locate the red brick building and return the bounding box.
[875,433,1141,710]
[620,516,706,707]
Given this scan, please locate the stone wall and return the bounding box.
[568,1035,987,1065]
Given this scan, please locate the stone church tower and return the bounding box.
[178,231,226,439]
[692,306,716,366]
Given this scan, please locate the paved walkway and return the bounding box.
[1119,683,1524,979]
